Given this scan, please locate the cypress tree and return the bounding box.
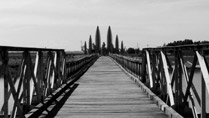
[88,35,92,54]
[121,41,124,54]
[95,26,101,54]
[101,42,106,55]
[107,26,113,53]
[84,41,87,54]
[115,35,119,54]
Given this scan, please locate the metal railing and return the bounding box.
[110,44,209,118]
[0,46,98,118]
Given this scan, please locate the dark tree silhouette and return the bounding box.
[95,26,101,54]
[92,43,96,52]
[115,35,119,54]
[121,41,124,54]
[200,40,209,44]
[127,48,135,54]
[167,39,193,46]
[135,48,140,54]
[111,43,114,53]
[84,41,87,54]
[107,26,113,53]
[101,42,107,55]
[88,35,92,54]
[166,39,209,46]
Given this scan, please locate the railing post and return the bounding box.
[151,52,157,91]
[173,49,182,111]
[196,50,208,118]
[201,75,206,118]
[146,50,153,88]
[36,51,44,102]
[23,50,31,113]
[141,51,147,83]
[62,52,67,84]
[160,51,174,106]
[2,49,9,118]
[137,62,141,77]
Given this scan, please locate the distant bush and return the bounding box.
[127,48,135,54]
[166,39,209,46]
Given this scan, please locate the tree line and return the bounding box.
[83,26,125,55]
[83,29,209,55]
[166,39,209,46]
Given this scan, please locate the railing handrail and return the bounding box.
[0,45,64,51]
[143,43,209,51]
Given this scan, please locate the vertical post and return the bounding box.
[138,62,141,77]
[35,51,43,102]
[141,51,147,83]
[33,51,39,103]
[4,72,8,118]
[56,51,61,88]
[174,49,179,109]
[24,51,31,112]
[159,52,165,95]
[178,51,183,108]
[51,51,57,89]
[132,60,133,73]
[146,50,153,88]
[161,51,174,106]
[22,51,27,113]
[201,50,206,118]
[174,49,183,111]
[151,52,157,90]
[135,61,137,75]
[196,50,209,118]
[45,51,52,96]
[39,51,44,101]
[201,75,206,118]
[61,52,66,84]
[2,49,9,118]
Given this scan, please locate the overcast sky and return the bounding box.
[0,0,209,51]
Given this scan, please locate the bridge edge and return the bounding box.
[110,56,184,118]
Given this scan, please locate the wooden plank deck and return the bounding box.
[55,56,168,118]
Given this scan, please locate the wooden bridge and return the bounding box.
[55,56,172,118]
[0,44,209,118]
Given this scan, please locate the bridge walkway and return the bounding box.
[55,56,168,118]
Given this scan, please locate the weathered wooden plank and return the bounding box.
[56,56,169,118]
